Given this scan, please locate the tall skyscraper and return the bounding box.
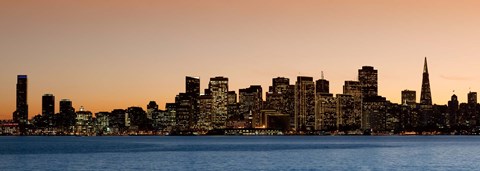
[186,76,200,98]
[401,90,416,106]
[315,93,336,131]
[208,76,229,129]
[358,66,378,98]
[14,75,28,125]
[175,93,195,132]
[42,94,55,116]
[468,92,477,104]
[59,99,75,130]
[420,57,432,106]
[42,94,55,126]
[343,81,363,130]
[197,94,213,133]
[336,94,354,130]
[295,76,315,131]
[447,94,459,127]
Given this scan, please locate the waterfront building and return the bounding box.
[208,77,229,129]
[239,85,263,128]
[343,81,363,130]
[14,75,28,125]
[295,76,315,131]
[75,106,93,135]
[315,93,336,131]
[336,94,355,131]
[42,94,55,127]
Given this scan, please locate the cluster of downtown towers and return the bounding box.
[11,58,480,134]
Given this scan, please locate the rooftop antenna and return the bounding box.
[321,71,324,80]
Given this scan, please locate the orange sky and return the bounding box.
[1,0,480,119]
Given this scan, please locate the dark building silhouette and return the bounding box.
[401,90,416,106]
[447,94,459,127]
[60,99,74,114]
[186,76,200,98]
[147,101,158,110]
[316,72,329,94]
[126,106,149,130]
[468,92,477,104]
[294,76,315,131]
[358,66,378,98]
[146,101,159,120]
[14,75,28,125]
[42,94,55,116]
[59,99,75,131]
[420,57,433,127]
[420,57,432,106]
[42,94,55,126]
[109,109,127,132]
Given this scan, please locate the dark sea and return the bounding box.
[0,136,479,171]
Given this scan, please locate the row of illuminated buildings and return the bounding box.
[5,58,480,135]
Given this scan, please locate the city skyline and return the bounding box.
[2,0,480,119]
[3,57,476,120]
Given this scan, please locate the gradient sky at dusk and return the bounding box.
[1,0,480,119]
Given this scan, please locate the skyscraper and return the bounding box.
[447,94,459,127]
[42,94,55,116]
[420,57,432,106]
[358,66,378,98]
[186,76,200,98]
[208,76,229,129]
[60,99,74,114]
[343,81,363,130]
[175,93,195,132]
[197,94,213,133]
[59,99,75,130]
[316,72,329,94]
[14,75,28,125]
[295,76,315,131]
[42,94,55,126]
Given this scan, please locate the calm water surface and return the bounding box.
[0,136,479,170]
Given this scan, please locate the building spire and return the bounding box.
[321,71,324,80]
[423,57,428,73]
